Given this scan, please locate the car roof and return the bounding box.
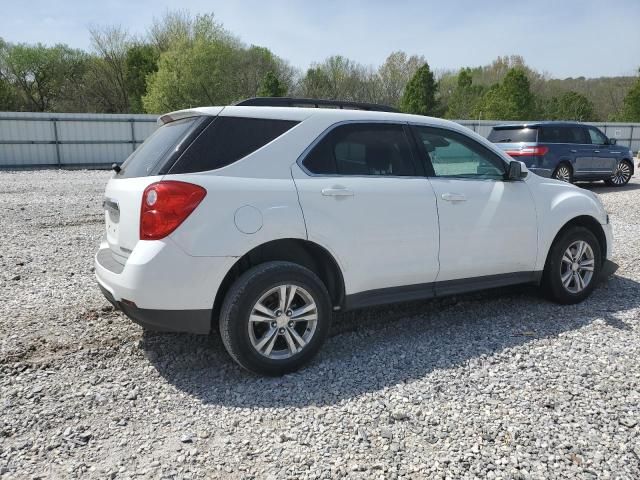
[493,121,587,129]
[159,105,462,131]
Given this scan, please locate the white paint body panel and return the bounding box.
[95,106,613,312]
[291,164,440,294]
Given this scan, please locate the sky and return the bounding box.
[1,0,639,78]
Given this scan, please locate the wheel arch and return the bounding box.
[212,238,346,326]
[544,215,607,271]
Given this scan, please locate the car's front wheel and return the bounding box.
[543,226,602,304]
[605,160,632,187]
[219,261,332,376]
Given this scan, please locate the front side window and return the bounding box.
[587,127,608,145]
[413,126,506,180]
[302,123,416,176]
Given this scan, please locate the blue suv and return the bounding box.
[488,121,634,186]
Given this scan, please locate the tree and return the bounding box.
[257,71,286,97]
[84,26,133,112]
[125,44,159,113]
[0,41,87,111]
[445,68,485,119]
[377,51,425,107]
[477,67,535,120]
[619,70,640,121]
[547,91,595,121]
[400,63,438,116]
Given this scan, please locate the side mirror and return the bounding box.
[608,138,617,145]
[506,160,525,181]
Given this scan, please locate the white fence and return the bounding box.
[0,112,637,169]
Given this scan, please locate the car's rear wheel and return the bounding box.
[552,163,573,183]
[542,226,602,304]
[219,261,331,376]
[605,160,632,187]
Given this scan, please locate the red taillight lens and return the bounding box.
[505,146,549,157]
[140,181,207,240]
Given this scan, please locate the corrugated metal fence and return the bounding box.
[0,112,638,169]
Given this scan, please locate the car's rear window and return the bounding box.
[488,127,538,143]
[117,117,199,178]
[169,116,299,174]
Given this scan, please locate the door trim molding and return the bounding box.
[343,271,541,311]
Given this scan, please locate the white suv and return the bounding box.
[95,98,616,376]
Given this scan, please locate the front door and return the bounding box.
[410,125,538,288]
[587,127,618,176]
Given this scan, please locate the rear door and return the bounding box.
[586,126,618,175]
[292,122,440,297]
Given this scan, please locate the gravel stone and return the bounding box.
[1,170,639,479]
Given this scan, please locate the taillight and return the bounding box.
[504,146,549,157]
[140,181,207,240]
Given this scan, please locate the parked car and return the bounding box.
[488,121,634,186]
[95,98,616,376]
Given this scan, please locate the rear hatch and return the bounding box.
[488,125,544,166]
[103,114,212,264]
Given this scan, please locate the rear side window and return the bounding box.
[169,117,299,174]
[488,127,538,143]
[302,123,416,176]
[539,126,587,144]
[118,117,198,178]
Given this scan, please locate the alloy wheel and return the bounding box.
[554,165,572,183]
[248,284,318,359]
[610,161,631,186]
[560,240,595,294]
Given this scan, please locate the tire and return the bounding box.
[604,160,632,187]
[552,163,573,183]
[219,261,332,376]
[542,226,602,305]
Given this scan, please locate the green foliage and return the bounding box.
[125,44,159,113]
[400,63,438,116]
[619,72,640,121]
[476,68,534,120]
[445,68,484,119]
[0,41,87,111]
[545,91,595,121]
[257,71,286,97]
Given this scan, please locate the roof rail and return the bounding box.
[234,97,399,113]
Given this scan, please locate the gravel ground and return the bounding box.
[1,169,639,479]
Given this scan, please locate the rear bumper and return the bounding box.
[95,238,237,333]
[98,283,211,334]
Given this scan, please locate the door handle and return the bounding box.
[570,149,577,153]
[594,150,600,153]
[321,186,354,197]
[441,192,467,202]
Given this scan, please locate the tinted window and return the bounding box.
[303,123,415,176]
[587,127,608,145]
[488,127,537,143]
[118,117,198,178]
[414,126,505,179]
[539,126,587,144]
[170,117,299,174]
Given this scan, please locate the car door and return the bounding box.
[410,125,538,291]
[291,122,440,299]
[586,126,618,175]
